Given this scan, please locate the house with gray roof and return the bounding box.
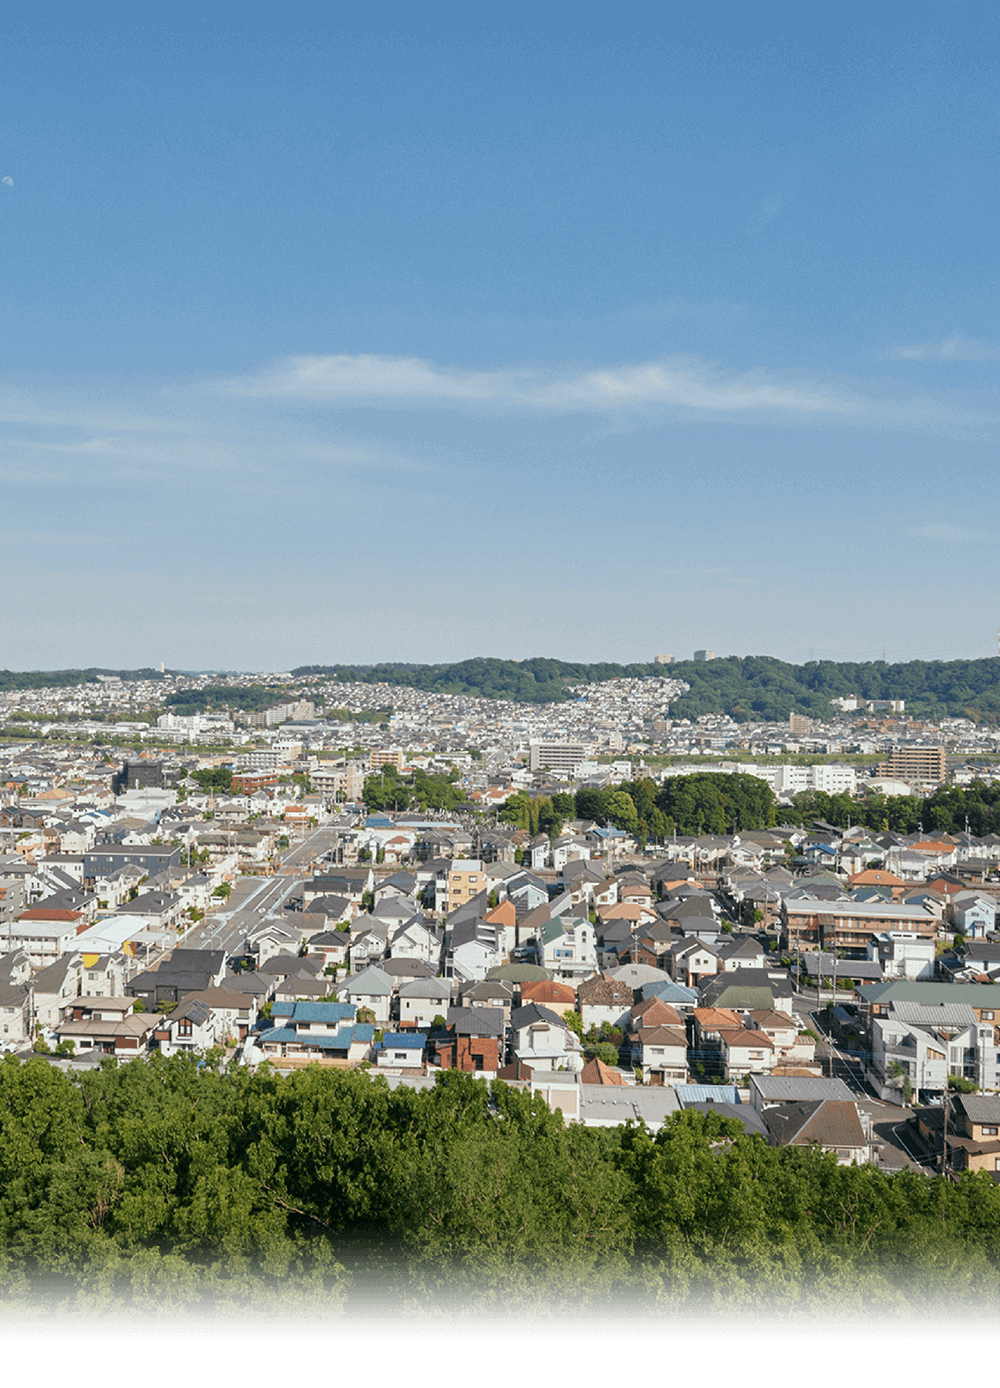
[446,918,502,983]
[54,1007,164,1058]
[33,953,84,1029]
[304,929,351,970]
[340,965,395,1024]
[0,980,32,1048]
[154,997,220,1056]
[510,1002,581,1071]
[871,998,998,1102]
[537,915,597,981]
[398,976,453,1030]
[748,1074,855,1112]
[700,968,794,1015]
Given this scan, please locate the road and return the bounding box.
[181,824,346,959]
[789,990,925,1171]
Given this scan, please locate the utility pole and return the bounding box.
[942,1079,950,1175]
[829,950,837,1080]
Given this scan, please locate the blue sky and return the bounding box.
[3,1,1000,671]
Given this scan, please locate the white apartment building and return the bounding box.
[757,764,859,797]
[528,741,592,774]
[871,1002,999,1101]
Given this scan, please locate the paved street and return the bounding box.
[181,824,346,959]
[788,990,929,1171]
[183,874,297,957]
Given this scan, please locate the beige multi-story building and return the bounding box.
[311,761,367,800]
[445,859,485,910]
[369,748,405,771]
[875,746,947,786]
[782,898,937,955]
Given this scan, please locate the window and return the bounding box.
[982,1126,999,1137]
[982,1011,995,1021]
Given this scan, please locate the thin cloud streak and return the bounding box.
[886,336,1000,362]
[0,384,426,486]
[227,352,855,416]
[906,523,1000,545]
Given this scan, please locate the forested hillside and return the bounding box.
[0,667,165,692]
[5,655,1000,719]
[2,1056,999,1315]
[294,655,1000,720]
[293,657,661,704]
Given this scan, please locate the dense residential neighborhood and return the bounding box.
[5,666,999,1143]
[4,663,1000,1187]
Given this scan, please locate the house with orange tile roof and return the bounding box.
[848,868,908,899]
[520,978,577,1017]
[483,898,517,955]
[580,1056,628,1086]
[691,1006,743,1051]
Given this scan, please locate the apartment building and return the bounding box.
[782,898,937,955]
[528,741,591,774]
[875,746,947,786]
[871,1001,999,1099]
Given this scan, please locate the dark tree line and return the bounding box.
[362,763,465,812]
[500,774,778,841]
[500,773,1000,843]
[293,657,665,704]
[0,668,166,692]
[785,779,1000,837]
[164,684,290,715]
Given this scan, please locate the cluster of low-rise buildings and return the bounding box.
[4,669,1000,1176]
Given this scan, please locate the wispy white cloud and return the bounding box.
[226,352,854,417]
[886,335,1000,362]
[0,386,424,487]
[906,523,1000,545]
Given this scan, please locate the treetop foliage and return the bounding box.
[190,767,234,794]
[363,763,465,813]
[783,778,1000,836]
[500,773,778,840]
[1,1056,1000,1314]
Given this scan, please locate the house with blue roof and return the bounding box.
[257,999,374,1064]
[375,1032,427,1069]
